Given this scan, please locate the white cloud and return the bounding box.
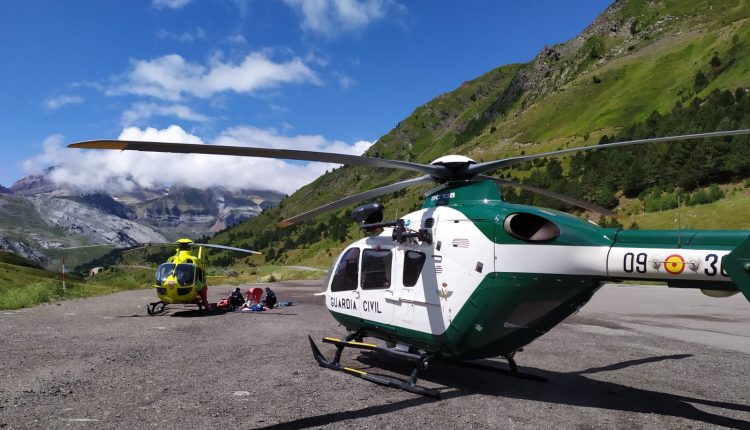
[155,27,206,43]
[269,104,289,114]
[24,125,374,195]
[107,53,320,101]
[44,95,83,110]
[334,71,356,89]
[284,0,390,36]
[121,102,210,126]
[226,33,247,44]
[152,0,191,10]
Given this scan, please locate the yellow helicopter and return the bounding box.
[148,238,259,315]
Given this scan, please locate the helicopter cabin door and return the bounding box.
[357,246,394,325]
[328,247,362,321]
[391,246,444,333]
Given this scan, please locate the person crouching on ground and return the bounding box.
[229,287,245,310]
[264,287,277,309]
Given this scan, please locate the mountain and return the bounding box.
[9,167,70,197]
[0,169,283,268]
[132,185,281,234]
[208,0,750,268]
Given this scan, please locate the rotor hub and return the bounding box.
[430,155,477,181]
[431,155,476,166]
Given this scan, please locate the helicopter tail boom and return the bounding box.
[605,230,750,301]
[722,235,750,301]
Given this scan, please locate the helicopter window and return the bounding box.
[155,263,175,286]
[503,213,560,242]
[403,251,426,287]
[331,248,360,292]
[361,249,392,290]
[173,264,196,286]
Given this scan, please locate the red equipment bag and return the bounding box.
[247,287,263,305]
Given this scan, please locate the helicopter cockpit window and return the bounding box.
[155,263,175,286]
[173,264,196,286]
[361,249,392,290]
[331,248,360,292]
[403,251,426,287]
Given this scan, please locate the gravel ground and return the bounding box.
[0,282,748,429]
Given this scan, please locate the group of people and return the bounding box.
[228,286,276,311]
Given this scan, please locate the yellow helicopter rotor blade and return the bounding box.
[192,243,261,254]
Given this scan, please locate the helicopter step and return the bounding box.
[308,334,440,399]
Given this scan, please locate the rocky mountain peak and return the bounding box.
[1,168,285,267]
[10,167,68,197]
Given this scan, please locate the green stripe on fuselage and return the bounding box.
[612,229,749,249]
[327,272,604,360]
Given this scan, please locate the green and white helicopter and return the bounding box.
[70,129,750,398]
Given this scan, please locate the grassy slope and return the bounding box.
[0,257,155,310]
[621,187,750,230]
[0,262,62,309]
[480,0,750,144]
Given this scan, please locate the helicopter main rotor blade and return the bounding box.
[191,243,261,254]
[68,140,446,178]
[477,175,616,216]
[278,175,434,227]
[469,128,750,176]
[52,244,117,250]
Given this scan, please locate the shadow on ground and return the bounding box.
[257,353,750,430]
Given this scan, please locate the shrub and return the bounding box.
[694,70,709,92]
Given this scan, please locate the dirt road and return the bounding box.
[1,282,748,429]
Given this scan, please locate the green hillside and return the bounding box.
[207,0,750,268]
[0,249,154,310]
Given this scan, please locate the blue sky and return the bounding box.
[1,0,611,193]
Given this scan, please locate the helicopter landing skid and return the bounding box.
[146,301,166,316]
[447,356,548,383]
[308,335,440,399]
